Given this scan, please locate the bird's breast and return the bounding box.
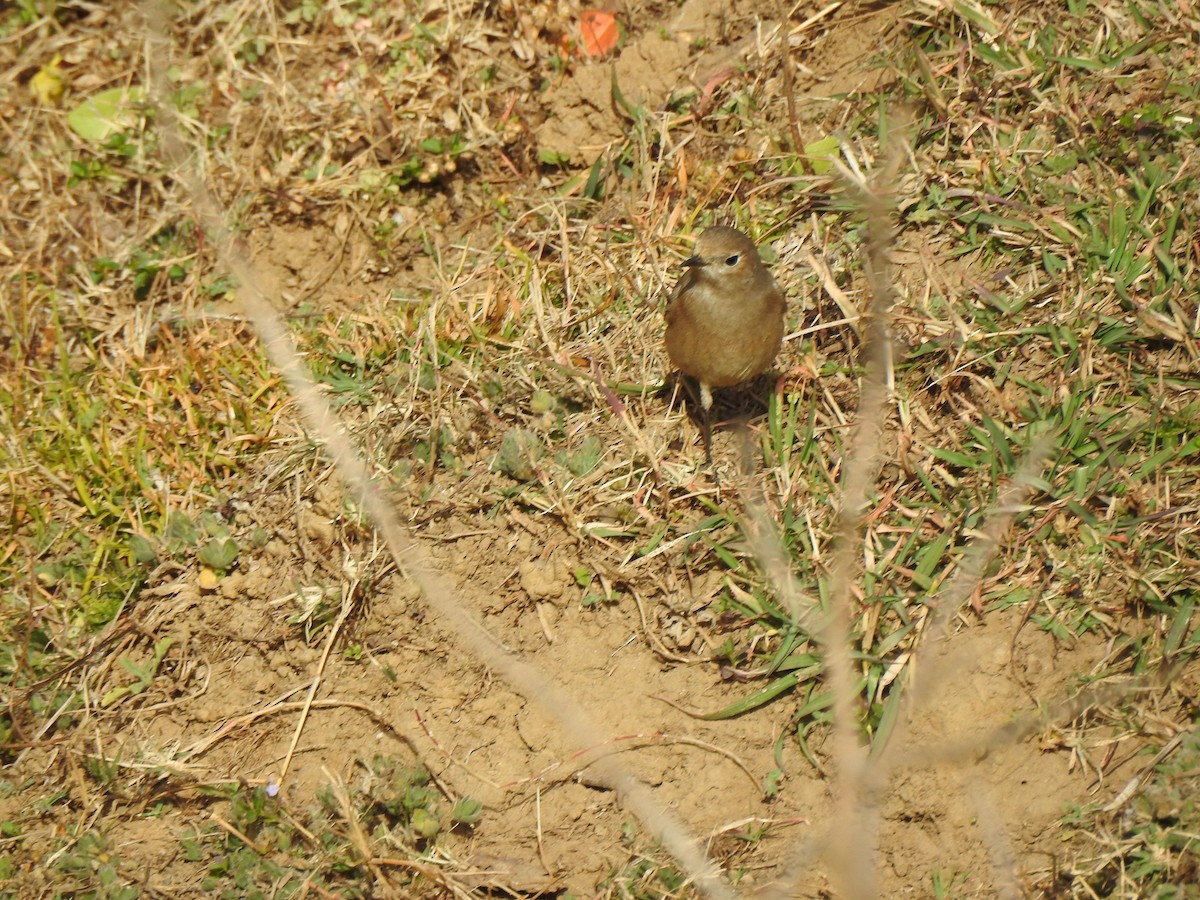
[665,282,784,388]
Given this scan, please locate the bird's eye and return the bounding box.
[724,254,740,267]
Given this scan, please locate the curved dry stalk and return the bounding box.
[758,110,1071,896]
[755,113,910,900]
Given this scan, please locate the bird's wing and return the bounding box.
[664,270,695,323]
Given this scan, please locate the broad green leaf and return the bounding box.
[67,86,146,142]
[803,135,841,175]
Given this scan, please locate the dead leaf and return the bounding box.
[579,10,619,58]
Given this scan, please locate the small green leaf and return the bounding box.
[165,511,198,547]
[803,135,841,175]
[410,807,440,839]
[762,768,784,799]
[1043,151,1078,175]
[127,535,159,564]
[696,672,801,719]
[929,446,978,469]
[451,797,483,826]
[559,435,603,476]
[538,148,571,166]
[494,428,542,481]
[197,511,230,539]
[530,390,557,414]
[198,538,239,572]
[101,684,132,707]
[610,69,643,121]
[67,86,146,142]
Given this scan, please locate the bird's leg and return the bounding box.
[699,381,714,468]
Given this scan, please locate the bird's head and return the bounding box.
[683,226,766,287]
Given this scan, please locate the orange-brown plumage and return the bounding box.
[665,226,786,463]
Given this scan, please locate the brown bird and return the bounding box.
[665,225,787,465]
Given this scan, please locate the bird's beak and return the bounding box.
[683,255,704,268]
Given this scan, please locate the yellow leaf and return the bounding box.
[30,55,67,107]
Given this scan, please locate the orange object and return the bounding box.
[579,10,619,57]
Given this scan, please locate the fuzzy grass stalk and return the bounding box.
[808,127,906,900]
